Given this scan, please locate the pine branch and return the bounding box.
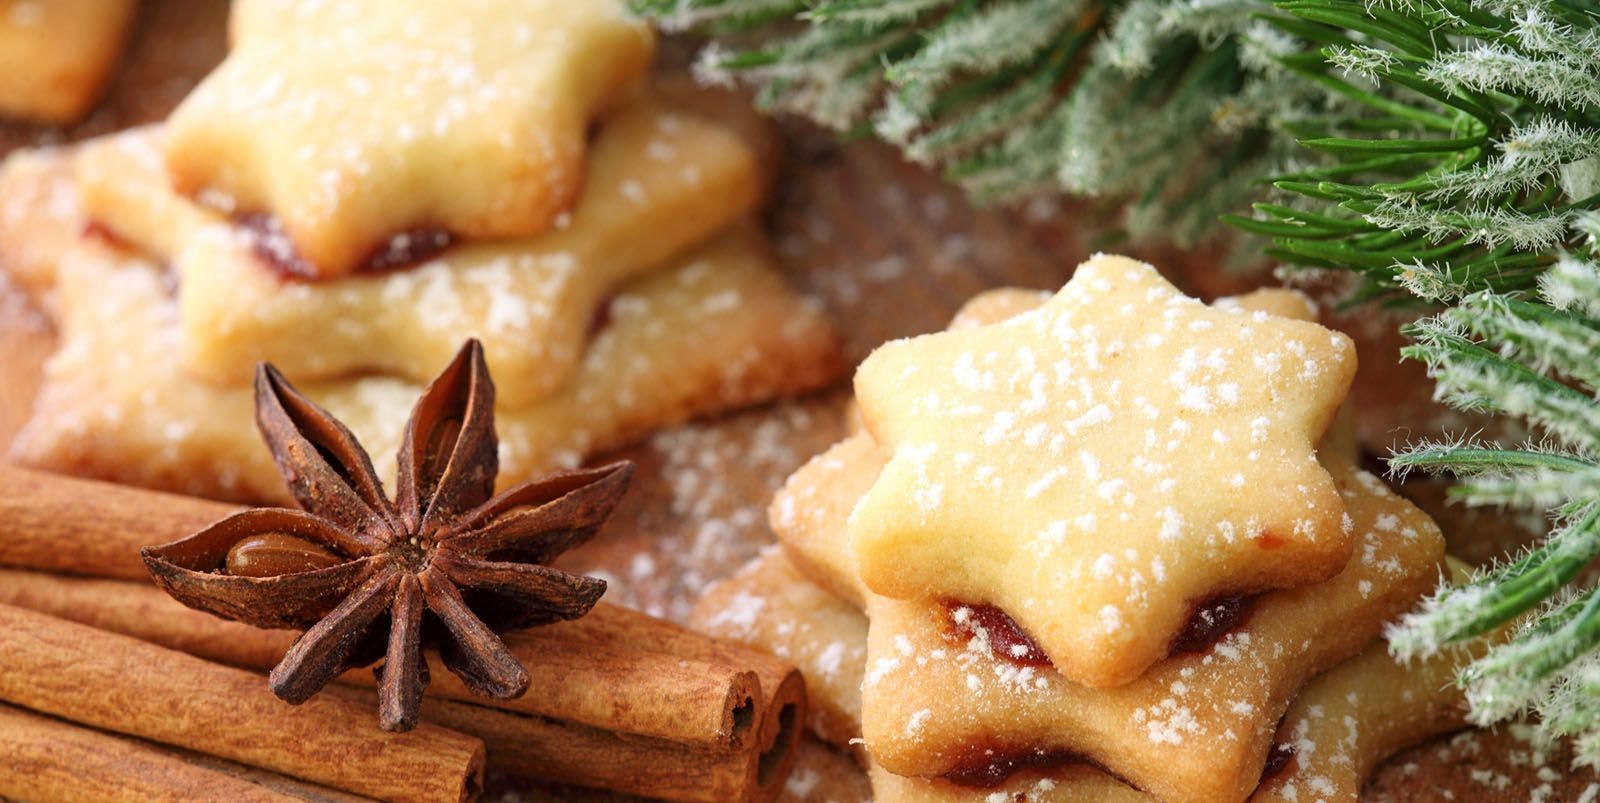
[634,0,1332,243]
[1384,237,1600,761]
[1246,0,1600,302]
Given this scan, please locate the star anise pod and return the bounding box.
[142,340,632,732]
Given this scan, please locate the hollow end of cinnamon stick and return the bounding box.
[748,664,805,803]
[538,604,809,801]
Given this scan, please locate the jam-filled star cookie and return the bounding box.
[864,615,1479,803]
[761,286,1438,802]
[850,255,1359,687]
[1,144,840,501]
[779,428,1440,803]
[716,527,1468,803]
[0,0,137,123]
[77,92,771,405]
[163,0,654,278]
[742,304,1462,803]
[857,458,1442,803]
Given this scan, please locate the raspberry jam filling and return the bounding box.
[942,592,1258,672]
[1260,741,1296,782]
[931,594,1261,788]
[943,744,1092,788]
[941,601,1050,667]
[1168,593,1257,657]
[241,213,454,279]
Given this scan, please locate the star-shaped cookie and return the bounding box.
[78,91,770,405]
[859,456,1443,802]
[850,255,1359,687]
[776,432,1440,802]
[163,0,654,277]
[761,286,1438,801]
[758,410,1453,802]
[0,147,841,502]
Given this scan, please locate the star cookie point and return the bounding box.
[849,256,1360,687]
[0,0,137,123]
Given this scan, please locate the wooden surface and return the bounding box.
[1,3,1595,801]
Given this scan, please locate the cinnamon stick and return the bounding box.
[536,603,808,793]
[330,687,785,802]
[0,466,805,799]
[0,703,306,803]
[167,753,374,803]
[0,568,802,802]
[0,567,297,670]
[0,468,775,745]
[0,603,484,803]
[427,626,763,751]
[0,567,761,751]
[0,464,235,580]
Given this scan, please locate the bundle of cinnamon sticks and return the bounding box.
[0,465,805,802]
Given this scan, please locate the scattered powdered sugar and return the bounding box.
[815,641,848,680]
[582,396,848,623]
[702,591,766,634]
[784,766,820,798]
[905,708,932,737]
[1136,696,1204,745]
[1363,714,1600,799]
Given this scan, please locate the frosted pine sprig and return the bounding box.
[1542,248,1600,318]
[1426,44,1600,111]
[1240,0,1600,302]
[1363,202,1574,252]
[876,0,1089,147]
[1542,649,1600,766]
[1386,247,1600,754]
[633,0,1327,243]
[1420,120,1600,202]
[1465,584,1600,723]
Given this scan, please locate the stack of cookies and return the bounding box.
[696,256,1476,802]
[0,0,842,503]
